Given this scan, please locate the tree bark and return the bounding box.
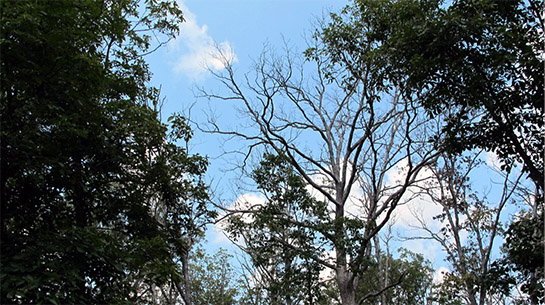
[337,267,357,305]
[177,251,193,305]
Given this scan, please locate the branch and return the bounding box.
[357,271,407,305]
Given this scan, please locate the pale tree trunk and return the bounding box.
[444,204,478,305]
[337,266,357,305]
[383,239,390,305]
[374,235,389,305]
[334,186,357,305]
[151,283,157,304]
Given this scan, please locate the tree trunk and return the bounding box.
[151,283,157,304]
[374,235,389,305]
[337,267,357,305]
[335,185,358,305]
[177,251,193,305]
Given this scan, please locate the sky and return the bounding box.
[146,0,348,182]
[143,0,524,281]
[145,0,350,255]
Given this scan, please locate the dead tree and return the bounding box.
[408,152,525,305]
[200,41,443,305]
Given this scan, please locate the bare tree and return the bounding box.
[199,37,442,305]
[408,152,524,305]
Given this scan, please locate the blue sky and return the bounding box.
[146,0,348,178]
[147,0,347,105]
[143,0,526,282]
[145,0,350,252]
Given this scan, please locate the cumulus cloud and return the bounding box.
[173,1,237,80]
[384,158,475,262]
[212,193,266,245]
[384,158,442,229]
[229,193,267,214]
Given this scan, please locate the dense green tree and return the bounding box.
[356,249,433,305]
[318,0,543,192]
[1,1,214,304]
[493,210,544,304]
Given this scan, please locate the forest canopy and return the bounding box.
[1,0,543,304]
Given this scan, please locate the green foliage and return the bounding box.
[227,153,330,305]
[494,210,544,304]
[0,0,214,304]
[429,272,466,305]
[357,249,434,305]
[317,0,544,190]
[189,248,239,305]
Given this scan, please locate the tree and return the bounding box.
[494,210,544,304]
[202,25,442,303]
[227,155,434,305]
[356,248,434,305]
[226,153,331,305]
[319,0,544,192]
[129,115,215,305]
[408,153,523,305]
[1,1,214,304]
[187,248,240,305]
[317,1,543,302]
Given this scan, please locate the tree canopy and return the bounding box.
[2,0,543,304]
[1,1,214,304]
[319,0,543,191]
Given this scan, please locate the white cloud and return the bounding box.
[304,170,364,219]
[384,158,443,230]
[229,193,267,214]
[403,238,442,262]
[484,150,502,169]
[172,1,237,81]
[433,266,450,284]
[384,158,477,265]
[212,193,266,245]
